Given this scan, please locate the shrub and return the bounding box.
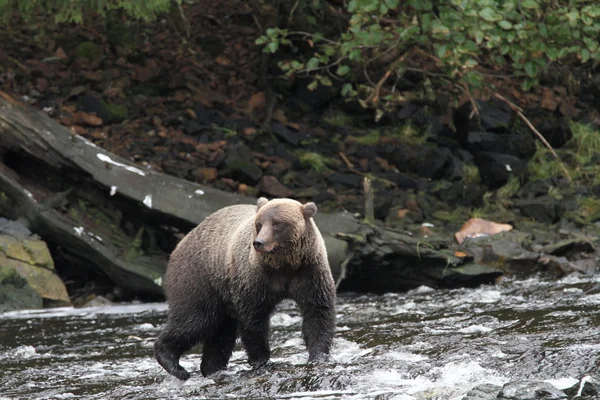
[257,0,600,115]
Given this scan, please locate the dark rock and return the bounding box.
[76,95,127,124]
[460,128,536,159]
[265,157,292,177]
[271,122,308,146]
[275,144,300,166]
[563,375,600,398]
[374,196,393,220]
[293,77,339,111]
[454,99,513,137]
[397,102,420,120]
[380,171,421,190]
[222,143,263,184]
[195,104,221,126]
[523,107,573,148]
[327,172,363,188]
[431,181,484,208]
[498,380,567,399]
[518,179,553,199]
[383,145,456,180]
[473,152,528,188]
[183,119,204,135]
[539,238,595,258]
[258,176,293,198]
[313,189,337,204]
[513,196,565,224]
[461,383,501,400]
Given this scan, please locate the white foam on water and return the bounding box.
[0,302,168,320]
[458,324,493,333]
[271,312,302,327]
[545,376,579,390]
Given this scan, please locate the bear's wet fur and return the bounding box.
[154,197,336,380]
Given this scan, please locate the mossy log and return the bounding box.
[0,93,500,298]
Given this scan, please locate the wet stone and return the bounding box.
[258,176,293,198]
[271,122,308,146]
[327,172,363,188]
[473,151,528,188]
[461,383,501,400]
[498,380,567,400]
[513,196,566,224]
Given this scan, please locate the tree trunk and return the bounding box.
[0,92,501,298]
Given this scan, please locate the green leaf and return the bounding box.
[341,83,354,96]
[306,57,320,69]
[524,61,538,77]
[435,43,448,58]
[336,65,351,76]
[538,23,549,38]
[479,7,502,22]
[475,30,485,44]
[265,41,279,53]
[385,0,399,8]
[584,37,599,52]
[581,48,591,62]
[307,80,319,91]
[521,0,538,9]
[498,20,513,30]
[319,76,333,87]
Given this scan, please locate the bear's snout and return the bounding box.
[253,238,266,251]
[253,238,275,253]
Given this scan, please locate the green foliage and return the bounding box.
[256,0,600,113]
[296,151,335,172]
[529,122,600,184]
[0,0,178,25]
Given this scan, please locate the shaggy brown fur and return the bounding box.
[154,197,336,380]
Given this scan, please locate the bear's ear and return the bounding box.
[257,197,269,210]
[302,202,317,219]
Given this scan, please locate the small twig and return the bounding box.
[460,82,480,119]
[177,2,191,37]
[363,177,375,225]
[335,252,354,290]
[492,92,573,184]
[251,13,264,34]
[288,0,301,25]
[338,152,354,169]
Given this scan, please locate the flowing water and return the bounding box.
[1,274,599,400]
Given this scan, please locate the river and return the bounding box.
[1,273,599,400]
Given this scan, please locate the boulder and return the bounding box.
[0,265,43,313]
[474,152,528,188]
[513,196,566,224]
[0,219,71,308]
[461,383,501,400]
[498,380,566,400]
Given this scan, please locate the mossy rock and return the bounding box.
[101,100,128,124]
[0,265,43,313]
[75,41,103,61]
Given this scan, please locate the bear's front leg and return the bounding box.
[238,307,273,370]
[292,272,336,362]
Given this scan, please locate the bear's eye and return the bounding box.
[272,220,281,227]
[256,222,262,232]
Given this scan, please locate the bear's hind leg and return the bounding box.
[155,320,206,381]
[200,317,237,377]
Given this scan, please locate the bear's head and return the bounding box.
[252,197,317,254]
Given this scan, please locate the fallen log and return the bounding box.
[0,92,501,299]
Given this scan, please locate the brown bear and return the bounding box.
[154,197,336,380]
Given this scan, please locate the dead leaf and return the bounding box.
[71,111,103,126]
[455,218,513,244]
[55,47,67,59]
[246,91,266,114]
[396,209,409,218]
[215,56,232,66]
[454,250,468,257]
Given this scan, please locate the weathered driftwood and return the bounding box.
[0,93,500,298]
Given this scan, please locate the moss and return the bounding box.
[75,41,103,60]
[569,122,600,161]
[462,163,480,185]
[350,130,380,146]
[387,122,428,145]
[101,101,128,123]
[496,175,521,199]
[577,197,600,223]
[323,111,354,128]
[297,151,334,173]
[125,227,144,262]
